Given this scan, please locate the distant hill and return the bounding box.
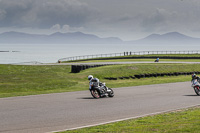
[0,31,123,44]
[128,32,200,45]
[0,31,200,44]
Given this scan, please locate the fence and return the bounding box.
[58,50,200,62]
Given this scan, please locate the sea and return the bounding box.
[0,43,200,64]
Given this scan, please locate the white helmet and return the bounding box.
[88,75,93,80]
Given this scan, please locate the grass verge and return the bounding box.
[62,106,200,133]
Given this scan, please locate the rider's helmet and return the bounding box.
[88,75,93,80]
[192,73,196,79]
[93,78,99,82]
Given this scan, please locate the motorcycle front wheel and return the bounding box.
[91,89,100,99]
[194,87,200,96]
[108,88,114,97]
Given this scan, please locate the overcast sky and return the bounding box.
[0,0,200,40]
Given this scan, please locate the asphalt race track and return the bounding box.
[0,81,200,133]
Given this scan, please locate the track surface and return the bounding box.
[0,81,200,133]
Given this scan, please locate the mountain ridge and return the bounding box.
[0,31,123,44]
[0,31,200,44]
[128,32,200,45]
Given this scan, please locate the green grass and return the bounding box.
[0,63,198,98]
[90,63,200,79]
[62,106,200,133]
[0,65,82,97]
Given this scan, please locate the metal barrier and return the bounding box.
[58,50,200,62]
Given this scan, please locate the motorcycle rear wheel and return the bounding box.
[91,89,100,99]
[194,87,200,96]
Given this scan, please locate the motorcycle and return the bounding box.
[89,78,114,99]
[191,79,200,96]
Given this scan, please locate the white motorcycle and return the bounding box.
[89,78,114,99]
[191,79,200,96]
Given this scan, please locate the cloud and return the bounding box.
[0,9,6,21]
[138,5,200,34]
[50,24,61,32]
[1,0,200,40]
[0,0,95,28]
[50,24,85,33]
[139,8,172,32]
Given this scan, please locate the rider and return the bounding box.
[191,73,200,82]
[88,75,103,89]
[88,75,94,81]
[156,57,159,62]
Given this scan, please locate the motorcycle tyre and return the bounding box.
[194,87,200,96]
[91,89,101,99]
[108,88,114,97]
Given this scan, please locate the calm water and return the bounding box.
[0,43,199,64]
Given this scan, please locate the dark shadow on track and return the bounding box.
[78,96,114,99]
[78,97,95,99]
[183,95,199,96]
